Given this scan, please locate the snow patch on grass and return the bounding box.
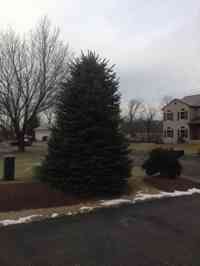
[100,198,131,207]
[51,213,59,218]
[80,206,94,212]
[1,188,200,227]
[100,188,200,207]
[0,215,42,226]
[133,188,200,203]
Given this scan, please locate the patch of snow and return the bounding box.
[51,213,59,218]
[100,188,200,208]
[133,188,200,203]
[134,192,165,202]
[100,198,131,207]
[80,206,94,212]
[1,189,200,227]
[0,215,42,226]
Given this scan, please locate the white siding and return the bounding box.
[163,100,190,144]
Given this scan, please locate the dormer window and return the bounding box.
[164,110,173,121]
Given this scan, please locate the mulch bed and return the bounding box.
[144,176,200,192]
[1,177,199,213]
[0,182,96,212]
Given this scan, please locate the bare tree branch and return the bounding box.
[161,95,173,108]
[142,104,157,142]
[0,17,70,151]
[127,99,143,124]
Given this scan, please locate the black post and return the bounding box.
[3,155,15,181]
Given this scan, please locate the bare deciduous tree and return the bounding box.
[126,99,144,137]
[142,105,157,142]
[127,99,143,124]
[0,17,70,151]
[161,95,173,108]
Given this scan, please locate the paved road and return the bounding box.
[1,195,200,266]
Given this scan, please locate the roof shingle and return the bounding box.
[181,94,200,107]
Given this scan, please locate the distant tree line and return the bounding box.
[121,98,167,143]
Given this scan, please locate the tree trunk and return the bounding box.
[17,132,25,152]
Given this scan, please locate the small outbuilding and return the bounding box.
[35,126,51,142]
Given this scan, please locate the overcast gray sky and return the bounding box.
[1,0,200,108]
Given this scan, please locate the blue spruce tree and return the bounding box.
[40,51,131,195]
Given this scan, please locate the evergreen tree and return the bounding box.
[40,51,131,195]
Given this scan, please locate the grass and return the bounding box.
[130,142,200,155]
[0,143,47,181]
[0,141,156,196]
[0,141,197,190]
[126,167,158,196]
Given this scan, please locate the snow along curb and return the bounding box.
[0,215,43,226]
[100,188,200,206]
[0,188,200,227]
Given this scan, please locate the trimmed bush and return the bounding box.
[142,148,183,178]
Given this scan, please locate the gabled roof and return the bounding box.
[181,94,200,107]
[162,94,200,110]
[162,98,188,110]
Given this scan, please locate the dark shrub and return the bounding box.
[142,148,183,178]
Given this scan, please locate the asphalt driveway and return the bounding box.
[1,195,200,266]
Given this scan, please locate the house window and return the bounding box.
[178,109,188,120]
[164,110,173,121]
[178,127,188,138]
[166,127,174,138]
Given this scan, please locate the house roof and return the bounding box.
[162,94,200,110]
[181,94,200,107]
[162,98,187,110]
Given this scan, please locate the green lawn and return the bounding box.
[0,143,47,181]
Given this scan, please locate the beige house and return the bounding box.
[163,94,200,144]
